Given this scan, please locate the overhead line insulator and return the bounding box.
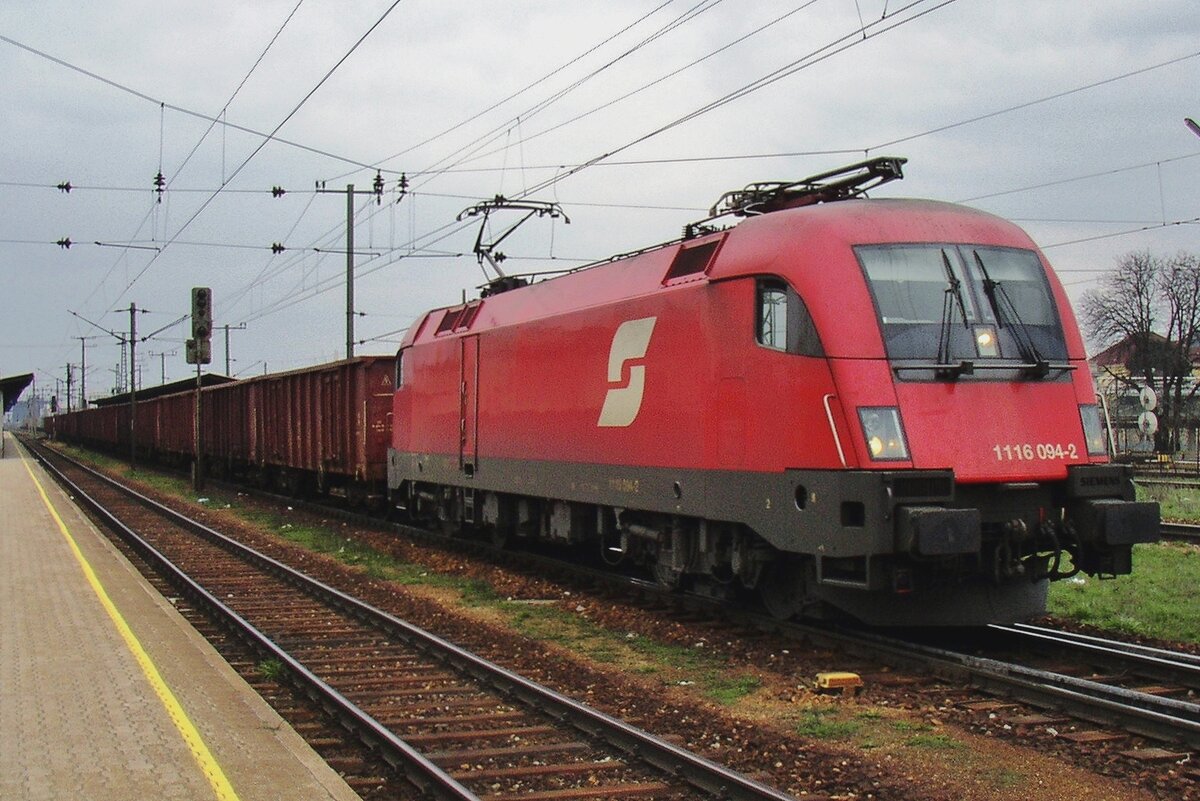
[270,242,285,254]
[271,185,286,198]
[153,170,166,203]
[57,181,72,194]
[56,237,73,249]
[372,170,384,204]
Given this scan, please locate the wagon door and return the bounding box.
[459,335,479,476]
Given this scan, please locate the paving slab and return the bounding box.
[0,434,360,801]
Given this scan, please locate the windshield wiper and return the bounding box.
[972,250,1050,377]
[936,250,973,378]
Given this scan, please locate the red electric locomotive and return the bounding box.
[390,158,1159,626]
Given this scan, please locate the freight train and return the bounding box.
[46,358,394,503]
[48,159,1160,626]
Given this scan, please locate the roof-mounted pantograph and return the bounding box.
[685,156,906,239]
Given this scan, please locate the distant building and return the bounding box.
[1089,334,1200,457]
[7,395,47,431]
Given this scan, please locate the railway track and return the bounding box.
[845,623,1200,751]
[1160,521,1200,543]
[425,520,1200,751]
[29,437,1199,790]
[993,621,1200,690]
[1132,475,1200,491]
[26,438,800,801]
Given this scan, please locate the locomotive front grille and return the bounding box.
[888,474,953,501]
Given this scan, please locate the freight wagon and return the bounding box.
[48,356,393,504]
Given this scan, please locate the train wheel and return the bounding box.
[759,559,806,620]
[653,562,683,590]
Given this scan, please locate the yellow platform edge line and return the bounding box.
[19,452,241,801]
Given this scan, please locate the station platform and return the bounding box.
[0,433,360,801]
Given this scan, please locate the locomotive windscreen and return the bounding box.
[855,244,1068,371]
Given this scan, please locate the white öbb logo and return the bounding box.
[598,316,657,428]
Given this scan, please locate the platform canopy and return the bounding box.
[0,373,33,413]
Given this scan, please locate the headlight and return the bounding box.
[973,325,999,358]
[1079,404,1107,457]
[858,407,910,461]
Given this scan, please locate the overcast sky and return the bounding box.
[2,0,1197,401]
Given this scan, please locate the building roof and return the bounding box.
[1089,332,1200,375]
[0,373,33,413]
[1090,333,1169,368]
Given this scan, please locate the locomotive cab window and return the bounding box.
[395,347,407,387]
[855,244,1067,376]
[756,279,823,356]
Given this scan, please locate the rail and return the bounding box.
[26,437,802,801]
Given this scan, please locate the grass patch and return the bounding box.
[1140,482,1200,522]
[1047,541,1200,643]
[890,719,933,733]
[128,469,194,499]
[1041,482,1200,644]
[795,708,862,740]
[905,733,963,750]
[257,658,285,681]
[792,709,974,753]
[980,767,1024,790]
[56,444,219,506]
[459,578,502,606]
[708,674,762,705]
[503,604,755,703]
[55,444,491,603]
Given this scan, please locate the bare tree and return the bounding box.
[1082,251,1200,452]
[1158,253,1200,450]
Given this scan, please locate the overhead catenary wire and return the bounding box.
[224,43,1200,322]
[171,0,307,189]
[515,0,961,199]
[32,0,1176,326]
[0,31,384,173]
[955,152,1200,204]
[24,130,1196,331]
[224,1,940,329]
[231,1,953,328]
[1043,216,1200,253]
[424,0,825,180]
[223,190,321,313]
[339,0,682,180]
[392,0,734,193]
[231,190,386,322]
[112,0,407,303]
[72,0,309,318]
[868,48,1200,153]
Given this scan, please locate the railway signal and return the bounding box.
[185,338,211,366]
[186,287,213,490]
[188,287,212,365]
[191,286,212,341]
